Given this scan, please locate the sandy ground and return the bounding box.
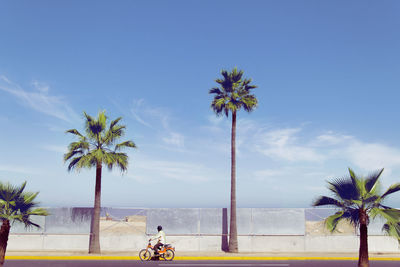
[100,215,146,235]
[306,220,356,236]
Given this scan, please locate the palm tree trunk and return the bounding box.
[358,210,369,267]
[0,220,10,266]
[228,110,238,253]
[89,162,102,254]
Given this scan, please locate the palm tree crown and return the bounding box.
[209,68,258,116]
[313,168,400,237]
[64,111,136,171]
[0,181,48,227]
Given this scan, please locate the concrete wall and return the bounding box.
[8,234,398,253]
[146,208,305,235]
[6,207,400,252]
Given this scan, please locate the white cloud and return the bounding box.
[254,128,324,162]
[32,80,49,93]
[133,158,211,183]
[310,132,400,172]
[0,164,39,175]
[344,141,400,172]
[42,145,67,154]
[200,116,400,179]
[130,99,152,127]
[130,99,185,148]
[162,132,185,147]
[304,185,326,192]
[253,169,287,180]
[314,132,353,146]
[45,124,68,132]
[252,166,333,183]
[207,115,224,125]
[0,75,78,123]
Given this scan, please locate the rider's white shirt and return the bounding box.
[152,230,166,244]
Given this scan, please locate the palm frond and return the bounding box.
[370,207,400,223]
[349,168,368,195]
[381,183,400,199]
[243,80,257,92]
[211,98,228,117]
[242,95,258,112]
[14,181,27,199]
[377,204,392,210]
[209,88,222,95]
[29,208,49,216]
[67,156,84,171]
[83,111,94,122]
[328,177,360,201]
[22,191,39,206]
[109,117,122,129]
[220,69,229,81]
[67,141,90,152]
[110,125,125,139]
[348,168,357,183]
[115,141,137,151]
[341,208,361,227]
[313,196,344,208]
[325,211,345,232]
[64,149,85,162]
[365,168,384,193]
[93,148,105,163]
[231,67,243,83]
[103,125,126,145]
[103,152,129,171]
[364,195,379,205]
[382,222,400,243]
[65,129,83,137]
[83,111,106,138]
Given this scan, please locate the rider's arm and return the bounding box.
[150,232,161,241]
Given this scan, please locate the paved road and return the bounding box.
[4,260,400,267]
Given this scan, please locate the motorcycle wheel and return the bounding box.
[164,249,175,261]
[139,249,152,261]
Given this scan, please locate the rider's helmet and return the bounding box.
[157,225,162,231]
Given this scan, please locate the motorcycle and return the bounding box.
[139,240,175,261]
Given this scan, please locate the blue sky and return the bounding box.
[1,0,400,208]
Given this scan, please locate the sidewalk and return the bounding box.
[4,251,400,261]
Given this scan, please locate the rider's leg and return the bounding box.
[154,242,161,255]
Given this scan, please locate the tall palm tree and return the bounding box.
[64,111,136,254]
[0,181,48,266]
[313,168,400,267]
[209,68,258,252]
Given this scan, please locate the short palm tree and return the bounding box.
[0,181,48,266]
[313,168,400,267]
[64,111,136,254]
[209,68,258,252]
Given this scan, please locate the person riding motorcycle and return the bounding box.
[149,225,166,255]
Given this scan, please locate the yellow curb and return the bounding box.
[5,256,140,260]
[5,255,400,261]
